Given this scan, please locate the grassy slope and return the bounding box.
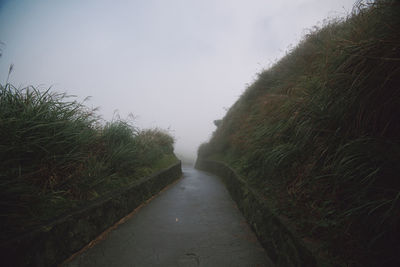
[0,84,179,240]
[198,1,400,266]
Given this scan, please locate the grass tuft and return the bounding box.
[198,0,400,265]
[0,83,177,240]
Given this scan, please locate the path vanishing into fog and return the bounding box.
[65,166,274,267]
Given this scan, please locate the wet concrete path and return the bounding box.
[65,166,274,267]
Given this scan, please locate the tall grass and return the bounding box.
[0,84,177,239]
[198,0,400,265]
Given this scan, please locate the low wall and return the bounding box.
[1,162,182,267]
[195,159,316,267]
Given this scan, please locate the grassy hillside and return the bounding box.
[198,1,400,266]
[0,84,178,240]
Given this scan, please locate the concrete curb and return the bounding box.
[195,159,316,267]
[1,162,182,267]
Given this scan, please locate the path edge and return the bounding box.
[1,162,182,267]
[195,159,317,267]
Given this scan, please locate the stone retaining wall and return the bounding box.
[195,159,316,267]
[1,162,182,267]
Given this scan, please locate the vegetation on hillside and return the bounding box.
[198,0,400,266]
[0,84,177,240]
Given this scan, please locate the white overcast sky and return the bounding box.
[0,0,355,161]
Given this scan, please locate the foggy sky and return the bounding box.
[0,0,355,162]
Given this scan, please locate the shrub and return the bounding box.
[0,84,177,238]
[198,1,400,265]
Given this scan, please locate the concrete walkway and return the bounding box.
[64,166,274,267]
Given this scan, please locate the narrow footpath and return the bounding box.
[65,166,274,267]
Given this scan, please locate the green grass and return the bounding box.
[0,84,178,240]
[198,1,400,266]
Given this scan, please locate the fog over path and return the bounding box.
[0,0,356,161]
[65,166,273,266]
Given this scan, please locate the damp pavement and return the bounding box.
[64,166,274,267]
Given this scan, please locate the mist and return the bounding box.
[0,0,355,163]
